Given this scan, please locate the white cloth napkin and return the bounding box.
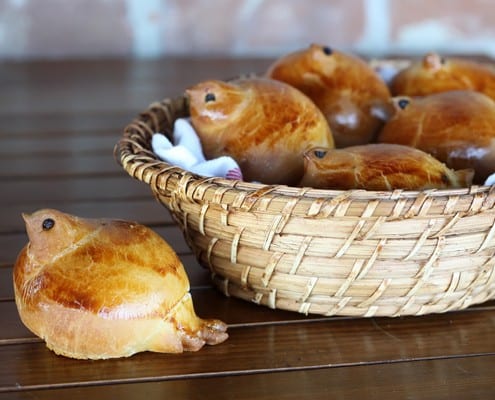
[151,118,243,180]
[484,173,495,186]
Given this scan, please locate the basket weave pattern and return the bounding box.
[116,96,495,317]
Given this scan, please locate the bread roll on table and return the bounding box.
[14,209,228,359]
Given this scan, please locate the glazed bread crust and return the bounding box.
[187,77,334,185]
[378,90,495,183]
[14,210,228,359]
[299,143,472,191]
[391,52,495,100]
[266,44,391,148]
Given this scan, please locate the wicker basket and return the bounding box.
[115,77,495,318]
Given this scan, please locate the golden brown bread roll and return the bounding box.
[13,209,228,359]
[390,52,495,99]
[186,77,334,185]
[299,143,473,191]
[265,43,391,147]
[377,90,495,183]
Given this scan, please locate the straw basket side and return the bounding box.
[116,95,495,318]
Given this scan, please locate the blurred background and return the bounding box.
[1,0,495,60]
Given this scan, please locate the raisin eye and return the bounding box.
[314,150,327,158]
[205,93,216,103]
[42,218,55,231]
[397,98,410,110]
[322,46,333,55]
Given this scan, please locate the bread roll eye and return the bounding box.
[204,93,216,103]
[314,149,327,158]
[42,218,55,231]
[322,46,333,56]
[397,98,410,110]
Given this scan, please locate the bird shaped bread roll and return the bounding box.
[266,44,391,148]
[13,209,228,359]
[186,77,334,185]
[377,90,495,183]
[299,144,473,191]
[390,52,495,99]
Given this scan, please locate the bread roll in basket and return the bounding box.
[115,59,495,318]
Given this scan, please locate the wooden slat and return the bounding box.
[1,355,494,399]
[0,134,119,156]
[0,154,122,178]
[0,268,13,300]
[1,301,30,342]
[0,112,132,137]
[0,308,494,391]
[0,127,125,177]
[0,235,29,267]
[0,175,152,205]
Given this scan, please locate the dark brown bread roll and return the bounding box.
[266,44,391,148]
[378,90,495,183]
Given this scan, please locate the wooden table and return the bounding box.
[1,57,495,399]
